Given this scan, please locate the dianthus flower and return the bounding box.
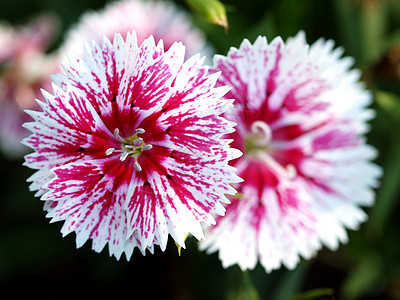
[201,32,382,272]
[59,0,210,60]
[23,32,241,259]
[0,15,59,158]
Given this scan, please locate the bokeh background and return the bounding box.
[1,0,400,299]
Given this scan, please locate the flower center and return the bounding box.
[105,128,152,171]
[245,120,296,179]
[245,120,273,154]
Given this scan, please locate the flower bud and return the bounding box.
[185,0,228,30]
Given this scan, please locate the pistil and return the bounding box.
[246,120,298,179]
[245,120,273,154]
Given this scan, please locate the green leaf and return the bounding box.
[375,90,400,117]
[286,288,335,300]
[340,255,383,299]
[367,91,400,238]
[359,0,387,65]
[226,270,261,300]
[272,263,309,300]
[333,0,360,60]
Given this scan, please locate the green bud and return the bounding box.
[185,0,228,30]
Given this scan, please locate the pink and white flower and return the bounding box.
[59,0,211,60]
[0,15,59,158]
[200,32,382,272]
[23,31,241,259]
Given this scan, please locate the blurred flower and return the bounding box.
[201,32,382,272]
[59,0,211,60]
[23,32,241,259]
[0,15,59,158]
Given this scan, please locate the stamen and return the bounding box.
[286,164,297,179]
[133,137,143,146]
[106,148,115,156]
[143,144,153,151]
[108,127,149,169]
[120,151,129,161]
[114,128,120,138]
[260,152,297,180]
[134,161,142,172]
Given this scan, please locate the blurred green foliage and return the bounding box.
[1,0,400,299]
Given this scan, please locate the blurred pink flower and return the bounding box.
[0,15,59,158]
[59,0,211,60]
[23,32,241,259]
[201,32,382,272]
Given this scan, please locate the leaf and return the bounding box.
[286,288,335,300]
[367,91,400,238]
[272,263,309,300]
[375,90,400,117]
[226,270,261,300]
[340,255,383,300]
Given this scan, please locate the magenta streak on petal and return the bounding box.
[124,147,171,240]
[312,128,360,151]
[272,124,305,141]
[283,80,331,114]
[248,161,316,234]
[90,158,134,238]
[47,157,134,242]
[124,146,170,237]
[116,62,175,137]
[121,62,171,110]
[66,43,123,134]
[25,96,117,174]
[160,66,210,111]
[213,56,248,107]
[167,115,224,153]
[265,42,282,105]
[167,150,214,214]
[276,185,301,215]
[250,95,281,129]
[128,182,157,239]
[237,159,278,203]
[271,147,304,173]
[138,146,169,181]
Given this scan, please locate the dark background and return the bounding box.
[1,0,400,299]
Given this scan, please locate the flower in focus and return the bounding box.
[23,31,241,259]
[0,15,59,158]
[59,0,211,60]
[200,32,382,272]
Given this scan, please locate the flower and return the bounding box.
[0,15,59,158]
[200,32,382,272]
[59,0,211,60]
[23,31,241,259]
